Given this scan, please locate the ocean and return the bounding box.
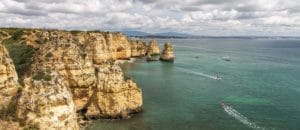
[88,38,300,130]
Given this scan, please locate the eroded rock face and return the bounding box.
[130,40,148,57]
[30,34,97,110]
[102,32,132,60]
[22,30,144,119]
[147,40,160,55]
[0,44,19,110]
[0,31,10,42]
[160,43,174,62]
[0,29,145,129]
[17,73,79,130]
[85,64,143,119]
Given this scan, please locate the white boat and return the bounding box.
[222,56,232,61]
[221,102,229,109]
[216,75,222,80]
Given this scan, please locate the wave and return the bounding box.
[115,58,136,64]
[177,67,221,80]
[223,103,265,130]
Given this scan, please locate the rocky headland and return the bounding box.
[0,28,175,129]
[0,28,174,130]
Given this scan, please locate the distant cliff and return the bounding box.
[0,28,162,129]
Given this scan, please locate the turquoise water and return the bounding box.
[88,39,300,130]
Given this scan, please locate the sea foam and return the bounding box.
[223,104,265,130]
[178,67,220,80]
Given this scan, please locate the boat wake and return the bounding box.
[178,68,221,80]
[222,103,265,130]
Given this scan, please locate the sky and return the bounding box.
[0,0,300,36]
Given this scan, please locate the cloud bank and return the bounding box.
[0,0,300,36]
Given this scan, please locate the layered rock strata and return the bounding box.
[0,29,148,129]
[0,44,19,111]
[130,40,148,57]
[147,40,160,55]
[85,64,142,119]
[160,43,175,62]
[0,44,21,129]
[17,73,79,130]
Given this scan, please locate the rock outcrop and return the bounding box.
[0,44,19,111]
[29,33,97,110]
[0,44,21,129]
[0,31,9,42]
[160,43,174,62]
[17,73,79,130]
[85,64,142,119]
[130,40,148,57]
[147,40,160,55]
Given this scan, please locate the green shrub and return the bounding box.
[23,123,39,130]
[11,30,24,40]
[0,94,19,121]
[32,71,52,81]
[80,51,87,59]
[0,28,20,35]
[70,30,81,35]
[45,52,53,58]
[3,43,34,78]
[1,29,35,79]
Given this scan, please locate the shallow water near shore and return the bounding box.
[87,38,300,130]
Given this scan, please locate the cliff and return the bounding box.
[0,28,148,129]
[0,44,21,129]
[0,44,20,114]
[130,40,148,57]
[85,64,142,119]
[17,73,79,130]
[147,40,160,55]
[160,43,174,62]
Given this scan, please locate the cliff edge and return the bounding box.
[0,29,147,129]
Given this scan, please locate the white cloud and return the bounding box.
[0,0,300,36]
[263,15,300,26]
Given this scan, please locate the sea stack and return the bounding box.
[160,43,174,62]
[147,40,160,55]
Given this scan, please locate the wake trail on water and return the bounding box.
[223,104,265,130]
[177,68,220,80]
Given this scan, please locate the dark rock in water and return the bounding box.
[147,58,158,62]
[146,54,158,62]
[160,43,174,62]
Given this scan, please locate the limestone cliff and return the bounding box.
[27,32,97,110]
[0,28,147,129]
[130,40,148,57]
[85,64,142,119]
[0,44,19,111]
[160,43,174,62]
[0,31,9,42]
[147,40,160,55]
[17,73,79,130]
[22,31,144,118]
